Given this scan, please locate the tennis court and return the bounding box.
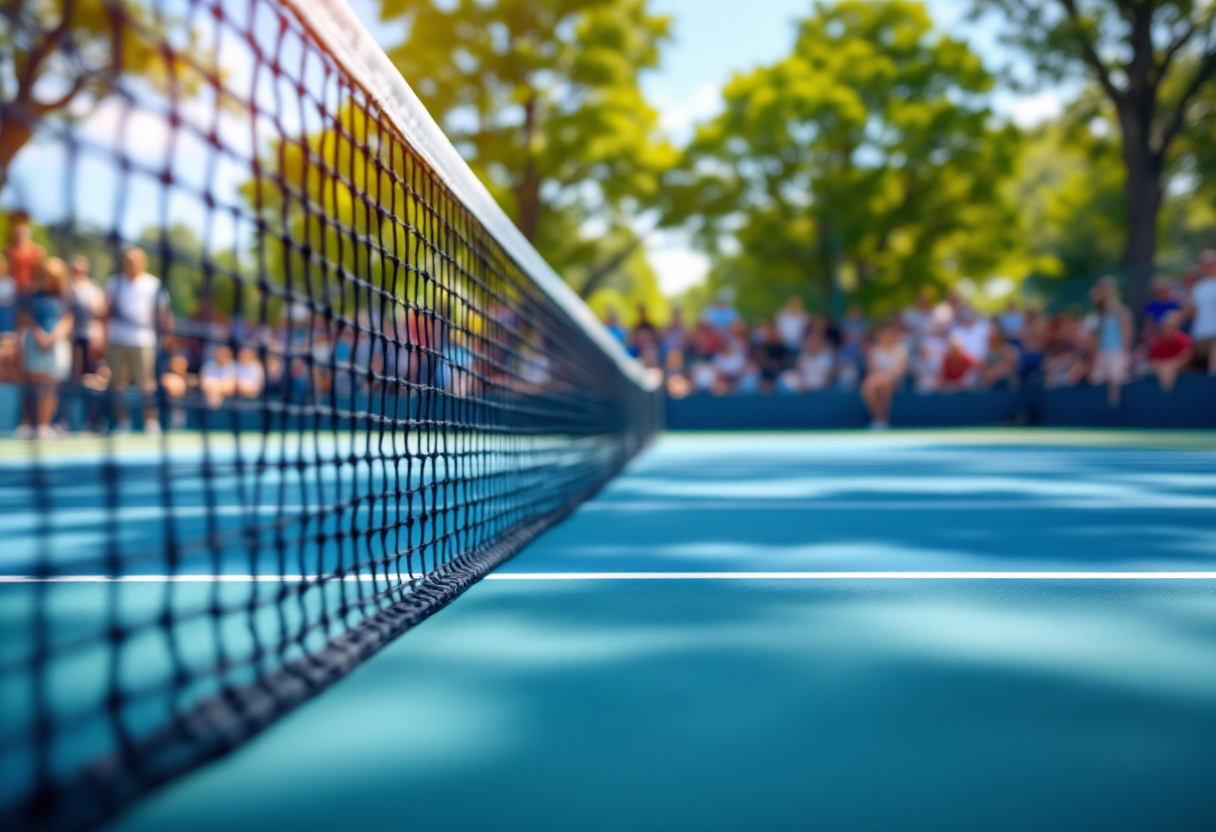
[7,430,1213,831]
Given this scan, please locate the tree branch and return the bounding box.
[577,235,647,299]
[1158,40,1216,155]
[1057,0,1124,103]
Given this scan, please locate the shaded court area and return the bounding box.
[17,431,1216,831]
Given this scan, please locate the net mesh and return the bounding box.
[0,2,661,829]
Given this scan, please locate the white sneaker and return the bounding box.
[36,426,57,440]
[12,424,33,440]
[111,422,132,437]
[144,419,162,436]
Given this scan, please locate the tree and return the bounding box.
[973,0,1216,315]
[377,0,675,293]
[663,0,1022,318]
[0,0,200,198]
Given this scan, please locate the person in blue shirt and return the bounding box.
[701,292,738,333]
[16,257,74,439]
[1143,276,1180,333]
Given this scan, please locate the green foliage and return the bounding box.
[377,0,676,282]
[662,1,1022,318]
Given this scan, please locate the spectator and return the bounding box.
[712,339,747,391]
[689,360,717,394]
[998,299,1026,343]
[981,327,1020,390]
[701,292,738,332]
[4,215,46,294]
[775,297,810,351]
[949,305,990,364]
[661,307,688,357]
[1087,278,1133,407]
[602,309,627,344]
[0,253,16,336]
[199,346,237,409]
[630,305,658,353]
[105,247,171,434]
[902,290,937,344]
[235,347,266,399]
[1147,311,1194,393]
[940,337,979,391]
[755,321,792,393]
[15,258,74,439]
[913,320,949,393]
[860,321,908,429]
[1186,249,1216,373]
[68,256,104,379]
[1144,276,1180,332]
[783,328,835,393]
[1019,308,1047,381]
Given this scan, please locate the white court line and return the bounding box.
[584,499,1216,511]
[3,572,1216,583]
[487,572,1216,581]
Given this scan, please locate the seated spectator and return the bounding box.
[1187,250,1216,373]
[1147,311,1193,393]
[913,320,949,393]
[687,320,723,362]
[1018,308,1047,381]
[602,309,627,344]
[755,321,791,393]
[783,329,835,392]
[737,359,763,395]
[661,307,688,357]
[199,346,237,409]
[981,328,1021,390]
[630,305,659,356]
[689,361,718,394]
[940,337,978,392]
[664,350,691,398]
[701,292,738,333]
[160,352,195,430]
[902,291,936,344]
[860,321,908,429]
[711,339,748,391]
[1087,278,1133,407]
[949,305,990,364]
[235,347,266,399]
[775,297,809,351]
[1144,276,1180,334]
[998,300,1026,343]
[0,253,16,336]
[15,258,74,439]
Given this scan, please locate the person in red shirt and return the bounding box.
[1148,311,1193,392]
[5,216,46,294]
[940,337,978,391]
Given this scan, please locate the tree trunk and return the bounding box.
[1118,106,1163,323]
[514,95,542,243]
[0,103,35,203]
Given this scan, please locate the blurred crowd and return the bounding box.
[607,251,1216,428]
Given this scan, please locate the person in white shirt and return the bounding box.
[775,297,810,351]
[1186,249,1216,373]
[901,291,936,344]
[949,305,991,364]
[235,347,266,399]
[105,247,171,433]
[200,346,237,409]
[68,256,105,379]
[783,329,835,392]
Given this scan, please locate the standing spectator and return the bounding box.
[68,256,104,379]
[1186,249,1216,373]
[0,253,16,336]
[1087,278,1133,407]
[15,258,73,439]
[998,300,1026,343]
[860,321,908,430]
[1018,308,1047,382]
[775,297,810,351]
[629,305,659,358]
[701,291,738,333]
[913,320,949,393]
[105,247,171,434]
[1147,311,1194,393]
[235,347,266,399]
[4,215,46,294]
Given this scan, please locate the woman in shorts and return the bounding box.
[861,321,909,430]
[16,258,74,439]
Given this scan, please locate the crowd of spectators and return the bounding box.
[610,251,1216,428]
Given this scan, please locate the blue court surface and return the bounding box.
[14,431,1216,831]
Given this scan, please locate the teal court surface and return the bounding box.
[8,430,1216,831]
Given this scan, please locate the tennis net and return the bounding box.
[0,1,662,829]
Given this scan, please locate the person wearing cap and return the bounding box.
[1184,249,1216,373]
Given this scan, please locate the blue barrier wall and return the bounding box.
[666,375,1216,431]
[3,375,1215,433]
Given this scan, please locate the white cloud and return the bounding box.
[657,82,722,139]
[1002,90,1065,130]
[648,231,710,296]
